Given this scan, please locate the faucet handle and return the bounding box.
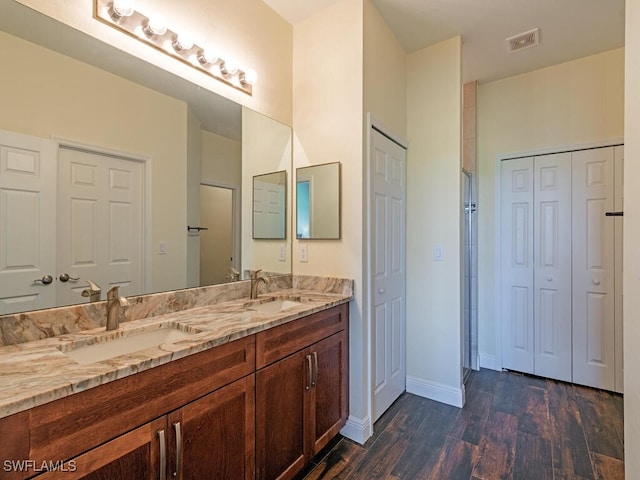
[85,280,102,293]
[250,269,263,280]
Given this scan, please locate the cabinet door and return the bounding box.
[256,350,309,480]
[168,376,255,480]
[309,332,348,457]
[33,417,166,480]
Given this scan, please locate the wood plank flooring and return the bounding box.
[301,369,624,480]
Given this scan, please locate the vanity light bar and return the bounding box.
[94,0,256,95]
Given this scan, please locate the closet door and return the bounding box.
[572,147,615,390]
[533,153,572,382]
[500,157,534,374]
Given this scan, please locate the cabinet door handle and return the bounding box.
[173,422,182,479]
[305,354,312,391]
[158,429,167,480]
[311,351,318,387]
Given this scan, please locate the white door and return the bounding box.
[253,180,285,238]
[614,146,624,393]
[371,128,406,422]
[0,130,57,314]
[572,147,616,390]
[57,147,143,305]
[533,153,572,382]
[500,157,535,374]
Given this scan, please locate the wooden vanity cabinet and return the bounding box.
[255,304,349,480]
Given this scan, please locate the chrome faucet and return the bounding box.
[250,270,267,300]
[106,286,129,331]
[81,280,102,302]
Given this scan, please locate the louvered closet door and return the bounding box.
[500,157,534,374]
[572,148,615,390]
[533,153,572,382]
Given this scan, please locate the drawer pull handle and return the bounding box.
[173,422,182,479]
[312,351,318,387]
[305,354,312,391]
[158,429,167,480]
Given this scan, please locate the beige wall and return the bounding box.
[199,186,233,285]
[363,0,407,138]
[477,48,625,365]
[624,0,640,474]
[242,107,292,276]
[292,0,366,431]
[16,0,293,126]
[0,30,188,293]
[406,37,463,402]
[201,131,242,188]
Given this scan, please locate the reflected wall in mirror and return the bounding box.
[253,171,287,239]
[0,3,292,316]
[296,162,341,240]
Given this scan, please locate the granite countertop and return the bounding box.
[0,288,351,419]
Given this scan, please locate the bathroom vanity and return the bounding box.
[0,277,351,480]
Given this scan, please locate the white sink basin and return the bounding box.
[248,299,304,313]
[61,326,196,365]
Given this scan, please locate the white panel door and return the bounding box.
[572,147,615,390]
[533,153,572,382]
[0,130,56,314]
[253,180,285,238]
[57,147,143,306]
[371,128,406,422]
[500,157,535,374]
[614,146,624,393]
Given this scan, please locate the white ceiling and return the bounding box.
[263,0,625,84]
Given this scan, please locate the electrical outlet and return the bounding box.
[279,244,286,261]
[299,244,308,263]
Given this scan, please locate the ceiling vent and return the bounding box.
[506,28,540,53]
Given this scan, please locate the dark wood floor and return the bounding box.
[301,369,624,480]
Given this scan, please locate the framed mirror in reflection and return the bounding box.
[296,162,341,240]
[0,3,292,316]
[253,171,287,239]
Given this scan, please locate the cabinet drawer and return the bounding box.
[256,304,348,369]
[28,335,255,465]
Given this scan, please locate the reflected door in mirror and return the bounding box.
[253,171,287,239]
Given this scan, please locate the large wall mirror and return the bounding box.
[296,162,341,239]
[0,2,292,315]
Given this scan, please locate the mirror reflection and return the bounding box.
[296,163,341,240]
[253,171,287,240]
[0,3,292,316]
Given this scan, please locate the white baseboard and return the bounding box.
[406,376,464,408]
[340,415,372,445]
[479,354,499,371]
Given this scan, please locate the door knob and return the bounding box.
[59,273,79,283]
[33,275,53,285]
[378,288,385,294]
[546,276,553,282]
[593,279,601,285]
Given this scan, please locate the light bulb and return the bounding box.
[144,14,167,36]
[173,32,194,52]
[111,0,135,19]
[197,48,219,66]
[221,59,238,76]
[241,69,258,86]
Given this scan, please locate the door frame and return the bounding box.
[493,138,624,372]
[53,137,152,294]
[364,114,408,437]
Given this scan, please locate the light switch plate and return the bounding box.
[279,244,286,261]
[159,242,167,255]
[299,244,308,263]
[433,244,444,261]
